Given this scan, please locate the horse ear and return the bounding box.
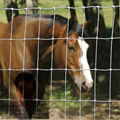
[40,44,56,66]
[80,21,89,28]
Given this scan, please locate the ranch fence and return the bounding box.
[0,5,120,120]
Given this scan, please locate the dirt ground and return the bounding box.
[0,80,120,120]
[0,102,120,120]
[0,91,120,119]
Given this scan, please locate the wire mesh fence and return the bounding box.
[0,5,120,120]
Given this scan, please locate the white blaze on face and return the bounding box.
[77,37,93,89]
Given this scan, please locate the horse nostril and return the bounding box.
[82,82,85,86]
[81,82,87,92]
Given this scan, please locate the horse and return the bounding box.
[0,14,93,119]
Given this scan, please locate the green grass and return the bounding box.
[102,0,113,27]
[0,0,7,22]
[0,0,114,27]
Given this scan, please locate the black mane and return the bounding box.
[20,14,68,25]
[19,14,88,37]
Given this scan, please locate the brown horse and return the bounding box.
[0,14,93,119]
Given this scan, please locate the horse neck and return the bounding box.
[29,19,67,43]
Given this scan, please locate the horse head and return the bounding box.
[40,0,93,93]
[40,23,93,93]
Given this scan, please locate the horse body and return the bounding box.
[0,14,93,118]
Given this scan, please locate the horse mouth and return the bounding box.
[67,72,92,94]
[74,83,88,94]
[68,78,89,94]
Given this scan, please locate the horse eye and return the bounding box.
[68,46,75,51]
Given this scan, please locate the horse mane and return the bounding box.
[17,14,88,38]
[20,14,68,25]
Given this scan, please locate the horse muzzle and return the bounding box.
[74,75,93,93]
[81,81,93,93]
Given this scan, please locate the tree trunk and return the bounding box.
[82,0,90,21]
[26,0,38,14]
[112,0,120,37]
[4,0,19,22]
[82,0,107,37]
[82,0,109,99]
[111,0,120,98]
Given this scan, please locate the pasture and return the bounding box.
[0,0,120,120]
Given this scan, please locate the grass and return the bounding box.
[0,0,7,22]
[0,0,114,27]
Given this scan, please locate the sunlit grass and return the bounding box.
[0,0,114,27]
[0,0,7,22]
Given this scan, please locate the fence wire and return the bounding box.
[0,5,120,120]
